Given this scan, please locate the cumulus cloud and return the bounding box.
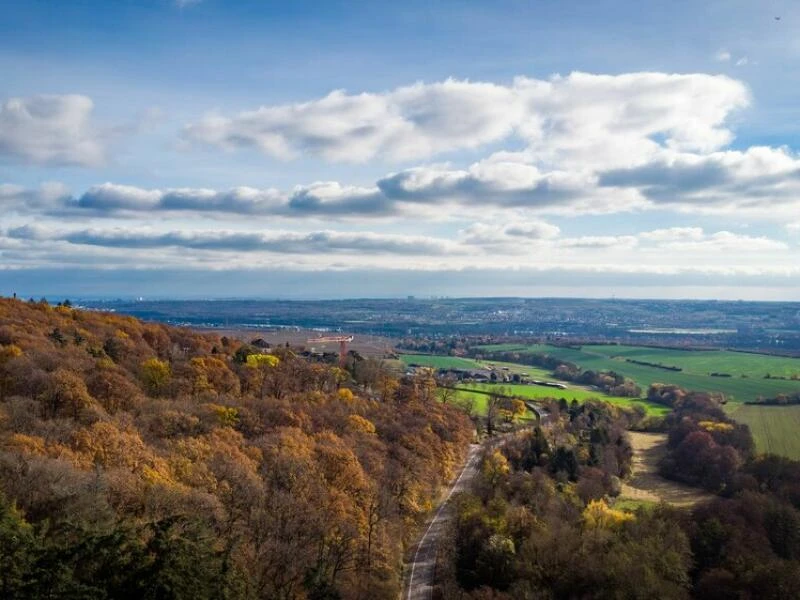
[183,72,749,166]
[5,146,800,222]
[0,95,106,166]
[599,146,800,213]
[184,79,521,162]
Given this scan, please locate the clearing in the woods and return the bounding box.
[617,431,712,508]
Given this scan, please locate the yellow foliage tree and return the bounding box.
[338,388,355,403]
[246,353,280,368]
[204,403,240,428]
[0,344,22,363]
[46,369,95,419]
[482,449,510,488]
[699,420,735,433]
[582,499,635,529]
[140,358,171,396]
[347,414,376,435]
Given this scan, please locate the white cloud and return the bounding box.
[599,145,800,216]
[0,95,106,166]
[649,230,789,252]
[184,79,522,162]
[459,220,561,248]
[183,72,749,167]
[5,225,463,256]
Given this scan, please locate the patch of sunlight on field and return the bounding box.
[455,384,669,416]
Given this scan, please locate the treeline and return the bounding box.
[625,357,682,371]
[748,392,800,405]
[0,298,472,599]
[441,386,800,598]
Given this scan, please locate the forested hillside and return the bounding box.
[0,298,472,599]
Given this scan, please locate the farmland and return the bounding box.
[397,354,483,370]
[401,352,672,416]
[456,383,670,416]
[398,353,554,379]
[726,404,800,460]
[474,343,800,401]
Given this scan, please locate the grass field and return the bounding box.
[725,404,800,460]
[475,344,800,402]
[398,354,485,370]
[398,353,554,379]
[456,383,670,416]
[450,389,536,422]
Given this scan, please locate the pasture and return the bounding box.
[474,343,800,402]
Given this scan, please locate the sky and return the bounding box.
[2,0,800,300]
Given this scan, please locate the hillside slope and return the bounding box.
[0,298,472,599]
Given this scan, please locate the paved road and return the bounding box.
[406,443,482,600]
[405,415,549,600]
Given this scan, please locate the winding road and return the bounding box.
[405,414,549,599]
[405,443,483,600]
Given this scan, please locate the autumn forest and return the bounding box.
[0,298,472,599]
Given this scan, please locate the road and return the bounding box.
[405,412,548,600]
[405,443,483,600]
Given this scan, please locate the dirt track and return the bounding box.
[620,431,711,507]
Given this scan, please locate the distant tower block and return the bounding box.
[307,335,354,368]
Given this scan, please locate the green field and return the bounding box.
[398,354,482,370]
[401,352,669,416]
[450,389,537,421]
[398,353,554,379]
[457,383,670,416]
[474,344,800,402]
[726,404,800,460]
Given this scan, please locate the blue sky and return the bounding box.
[1,0,800,299]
